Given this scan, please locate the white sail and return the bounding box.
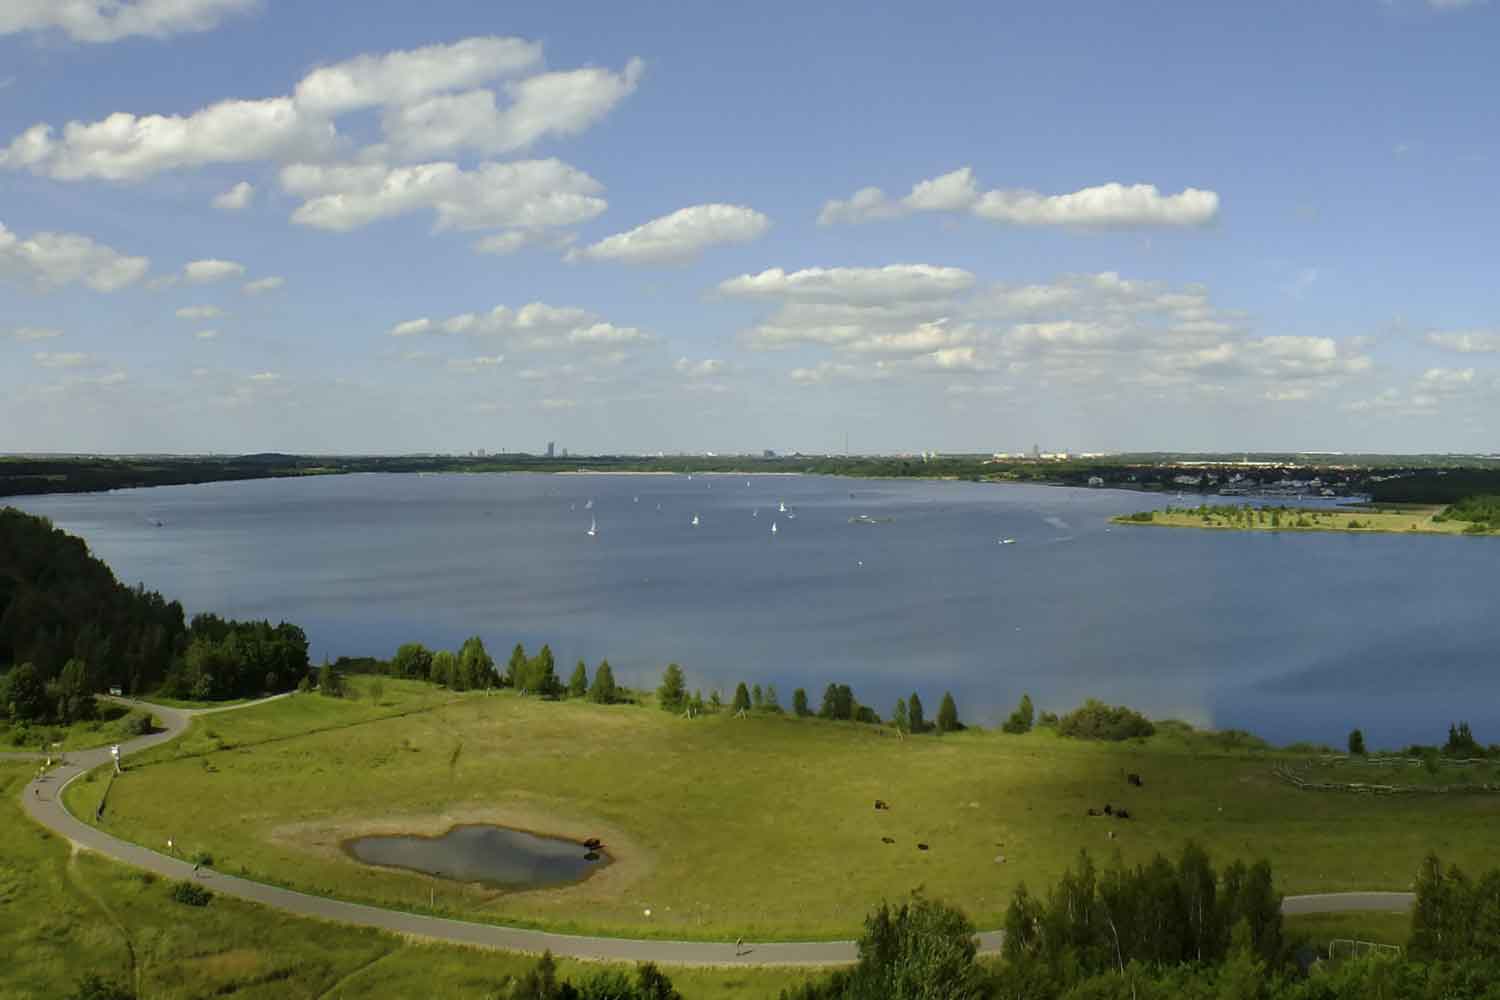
[691,514,700,526]
[771,521,778,534]
[587,517,597,537]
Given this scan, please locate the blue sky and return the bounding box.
[2,0,1497,455]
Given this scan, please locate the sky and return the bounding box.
[1,0,1497,456]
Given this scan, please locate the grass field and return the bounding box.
[1112,504,1487,535]
[1,761,816,999]
[0,701,156,753]
[1293,755,1500,790]
[62,679,1499,942]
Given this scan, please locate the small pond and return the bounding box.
[343,824,609,890]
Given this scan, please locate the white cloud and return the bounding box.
[0,222,150,292]
[242,276,285,295]
[820,168,1219,228]
[293,37,542,117]
[387,301,650,354]
[719,265,974,304]
[184,258,245,283]
[540,398,577,410]
[6,326,63,341]
[1425,329,1500,354]
[213,181,255,211]
[674,357,728,378]
[0,0,257,44]
[471,230,576,255]
[282,159,606,233]
[1417,366,1476,391]
[194,329,220,340]
[380,59,645,159]
[447,355,506,372]
[3,37,639,186]
[569,203,769,264]
[389,318,432,337]
[248,371,280,382]
[2,98,337,182]
[33,351,94,368]
[176,305,223,320]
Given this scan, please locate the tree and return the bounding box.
[317,660,343,698]
[936,691,961,733]
[392,642,433,680]
[709,689,723,712]
[1,659,48,722]
[1348,728,1366,755]
[1002,693,1035,734]
[908,692,926,733]
[892,697,909,733]
[792,688,810,717]
[732,682,752,714]
[459,636,496,690]
[658,663,687,712]
[52,657,96,723]
[506,643,528,688]
[763,684,782,714]
[568,660,589,698]
[528,644,558,697]
[751,683,764,710]
[840,892,984,999]
[587,660,617,704]
[818,683,854,720]
[430,649,457,688]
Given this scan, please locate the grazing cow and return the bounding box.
[1116,808,1132,820]
[583,837,602,850]
[1127,773,1143,787]
[881,836,895,844]
[874,799,889,811]
[916,843,929,851]
[1087,808,1100,817]
[1103,804,1113,816]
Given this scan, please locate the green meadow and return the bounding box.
[63,678,1499,942]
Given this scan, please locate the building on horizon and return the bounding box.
[546,441,555,458]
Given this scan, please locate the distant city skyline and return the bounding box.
[2,1,1498,455]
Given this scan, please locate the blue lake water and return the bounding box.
[12,472,1498,747]
[343,824,608,889]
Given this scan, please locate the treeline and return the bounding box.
[1371,469,1500,505]
[353,639,626,704]
[779,847,1500,999]
[0,508,309,723]
[1434,494,1500,531]
[653,663,965,733]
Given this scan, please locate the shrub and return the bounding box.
[657,664,687,713]
[1348,728,1366,755]
[296,674,313,694]
[170,880,212,906]
[67,975,136,1000]
[1056,699,1155,741]
[1038,711,1058,727]
[935,692,961,733]
[122,712,153,737]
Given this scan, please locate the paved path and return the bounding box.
[11,695,1415,967]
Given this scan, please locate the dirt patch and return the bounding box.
[187,948,265,978]
[268,796,651,907]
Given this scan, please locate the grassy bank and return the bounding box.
[1112,504,1487,535]
[0,700,157,753]
[63,682,1497,942]
[1,761,815,999]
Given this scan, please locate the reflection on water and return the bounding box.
[344,824,608,889]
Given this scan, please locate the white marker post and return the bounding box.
[110,744,121,775]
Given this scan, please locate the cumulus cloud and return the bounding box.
[3,36,641,184]
[387,301,650,354]
[176,305,223,320]
[184,258,245,283]
[720,265,974,304]
[6,326,63,341]
[1426,329,1500,354]
[0,222,150,291]
[1,98,337,182]
[819,167,1219,228]
[294,37,542,117]
[447,355,506,372]
[281,159,606,233]
[674,357,728,378]
[213,181,255,211]
[0,0,257,44]
[242,276,284,295]
[33,351,94,368]
[379,59,645,159]
[569,203,769,264]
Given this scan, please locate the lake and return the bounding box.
[12,472,1498,747]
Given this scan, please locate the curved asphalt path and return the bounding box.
[10,695,1415,967]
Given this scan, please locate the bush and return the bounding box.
[1002,693,1034,734]
[66,975,135,1000]
[170,880,212,906]
[1056,699,1155,741]
[1348,728,1366,755]
[123,712,153,737]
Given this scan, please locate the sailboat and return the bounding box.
[585,499,594,510]
[778,501,787,513]
[753,508,758,517]
[1000,538,1016,545]
[771,521,778,535]
[587,516,597,538]
[691,514,700,526]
